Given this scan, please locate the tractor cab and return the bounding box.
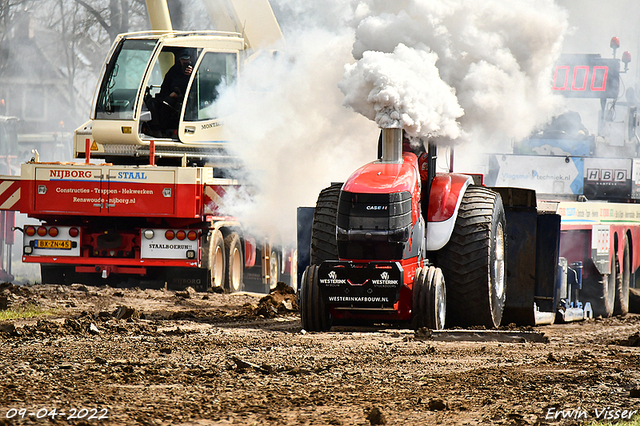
[74,31,245,165]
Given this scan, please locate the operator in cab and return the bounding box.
[156,49,193,136]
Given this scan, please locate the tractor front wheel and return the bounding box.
[300,265,331,332]
[412,266,446,330]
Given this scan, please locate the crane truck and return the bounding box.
[0,0,296,293]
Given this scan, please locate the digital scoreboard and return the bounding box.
[552,54,620,99]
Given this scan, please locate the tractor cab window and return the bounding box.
[95,39,157,120]
[184,52,237,122]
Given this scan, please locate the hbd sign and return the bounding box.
[586,168,627,182]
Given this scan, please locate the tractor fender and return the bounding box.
[426,173,473,251]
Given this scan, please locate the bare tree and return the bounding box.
[74,0,147,42]
[0,0,31,42]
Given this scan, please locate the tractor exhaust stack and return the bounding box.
[381,127,403,163]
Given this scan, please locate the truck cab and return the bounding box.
[74,31,246,165]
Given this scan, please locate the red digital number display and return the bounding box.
[552,54,619,99]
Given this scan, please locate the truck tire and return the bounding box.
[203,230,225,291]
[300,264,331,331]
[437,186,506,328]
[412,266,446,330]
[581,261,615,318]
[290,250,298,292]
[224,233,244,293]
[614,235,630,315]
[268,250,280,290]
[310,183,342,265]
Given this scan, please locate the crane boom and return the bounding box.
[202,0,283,49]
[145,0,173,31]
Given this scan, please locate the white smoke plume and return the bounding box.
[213,20,377,244]
[340,0,570,147]
[208,0,572,245]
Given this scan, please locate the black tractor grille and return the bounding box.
[336,191,413,260]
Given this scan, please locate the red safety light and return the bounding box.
[25,226,36,236]
[165,230,175,240]
[623,51,632,64]
[37,226,47,237]
[69,227,79,238]
[187,230,198,241]
[176,230,186,240]
[48,227,59,237]
[611,36,620,49]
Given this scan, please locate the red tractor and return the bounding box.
[298,128,508,331]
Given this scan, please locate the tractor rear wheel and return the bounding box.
[300,264,331,331]
[438,186,506,328]
[412,266,446,330]
[310,183,342,265]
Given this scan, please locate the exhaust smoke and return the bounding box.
[207,0,571,247]
[339,0,569,149]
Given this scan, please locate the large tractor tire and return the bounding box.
[224,232,244,293]
[437,186,507,328]
[299,183,341,331]
[202,230,226,291]
[300,265,331,331]
[310,183,342,265]
[614,234,631,316]
[412,266,446,330]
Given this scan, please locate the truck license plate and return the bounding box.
[35,240,72,249]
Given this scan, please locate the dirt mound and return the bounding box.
[255,282,298,318]
[0,282,33,309]
[617,331,640,347]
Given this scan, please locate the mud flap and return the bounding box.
[494,188,561,326]
[166,267,208,292]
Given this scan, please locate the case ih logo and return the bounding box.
[586,168,627,182]
[49,170,94,179]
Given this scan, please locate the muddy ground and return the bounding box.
[0,282,639,426]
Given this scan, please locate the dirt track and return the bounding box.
[1,282,639,426]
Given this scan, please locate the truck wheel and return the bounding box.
[268,250,280,290]
[412,266,446,330]
[438,186,506,328]
[300,265,331,331]
[224,233,244,293]
[581,271,615,318]
[290,250,298,292]
[310,183,342,265]
[203,230,226,291]
[614,235,631,315]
